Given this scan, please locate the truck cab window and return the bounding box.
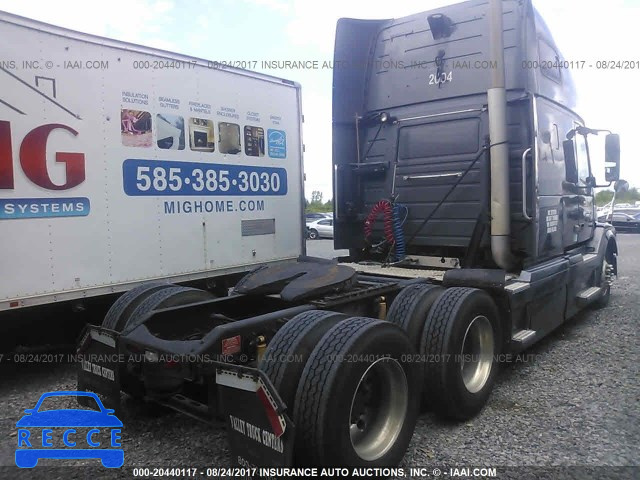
[574,132,590,186]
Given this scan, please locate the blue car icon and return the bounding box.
[15,391,123,468]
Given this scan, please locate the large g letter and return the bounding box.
[19,124,85,190]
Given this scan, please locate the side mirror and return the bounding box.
[605,134,620,182]
[563,139,578,184]
[614,179,629,193]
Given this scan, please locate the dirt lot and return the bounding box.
[0,236,638,479]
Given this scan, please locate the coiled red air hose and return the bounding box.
[364,200,395,245]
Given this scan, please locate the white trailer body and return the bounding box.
[0,11,305,311]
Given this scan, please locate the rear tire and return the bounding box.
[293,317,420,467]
[420,287,501,420]
[259,310,347,411]
[124,286,215,333]
[102,282,174,331]
[118,286,215,401]
[386,284,444,350]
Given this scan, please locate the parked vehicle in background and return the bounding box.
[306,218,334,239]
[305,212,332,223]
[612,208,640,216]
[599,212,640,233]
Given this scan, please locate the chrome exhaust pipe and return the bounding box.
[488,0,516,271]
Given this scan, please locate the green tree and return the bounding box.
[615,187,640,205]
[306,191,333,213]
[597,187,640,206]
[595,190,614,206]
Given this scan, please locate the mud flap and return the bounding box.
[216,367,294,469]
[76,325,122,412]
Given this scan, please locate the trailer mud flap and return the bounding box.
[216,367,294,469]
[76,325,122,411]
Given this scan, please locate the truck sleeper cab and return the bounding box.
[77,0,621,471]
[332,0,619,353]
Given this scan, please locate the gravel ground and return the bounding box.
[0,236,638,479]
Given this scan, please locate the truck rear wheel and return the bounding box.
[258,310,347,411]
[116,286,214,401]
[124,286,215,333]
[293,317,420,467]
[102,282,174,331]
[386,284,444,350]
[420,287,501,420]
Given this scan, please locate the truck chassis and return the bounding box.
[77,230,616,468]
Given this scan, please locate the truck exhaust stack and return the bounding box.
[488,0,516,271]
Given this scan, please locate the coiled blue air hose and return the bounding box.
[393,203,407,261]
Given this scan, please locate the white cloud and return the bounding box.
[0,0,177,50]
[283,0,454,55]
[154,0,174,14]
[196,14,209,29]
[246,0,289,14]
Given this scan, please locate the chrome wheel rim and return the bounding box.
[349,357,408,461]
[602,256,614,289]
[460,315,494,394]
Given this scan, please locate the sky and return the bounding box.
[1,0,638,199]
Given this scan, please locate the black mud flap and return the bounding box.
[76,325,122,411]
[216,366,294,470]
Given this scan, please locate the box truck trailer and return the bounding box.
[0,11,305,330]
[74,0,623,471]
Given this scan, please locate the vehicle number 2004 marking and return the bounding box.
[429,71,453,85]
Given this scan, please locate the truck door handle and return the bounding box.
[522,148,532,221]
[402,172,463,180]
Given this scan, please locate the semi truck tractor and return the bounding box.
[76,0,621,470]
[0,10,304,348]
